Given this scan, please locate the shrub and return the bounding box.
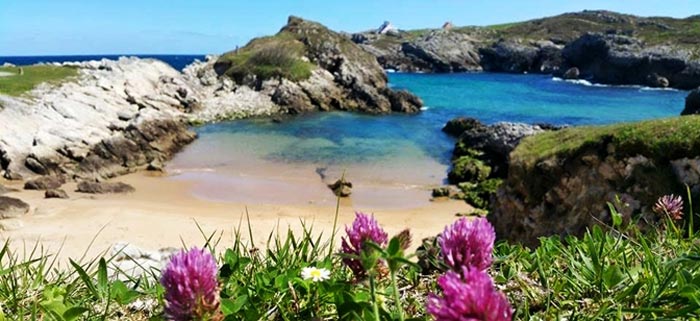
[218,33,315,83]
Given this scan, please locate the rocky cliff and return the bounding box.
[353,10,700,89]
[489,116,700,246]
[0,58,203,181]
[213,16,423,114]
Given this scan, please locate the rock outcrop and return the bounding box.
[0,58,199,181]
[682,88,700,115]
[561,33,700,89]
[490,116,700,247]
[479,40,563,74]
[353,11,700,89]
[450,119,547,178]
[355,30,482,73]
[442,117,551,209]
[213,16,423,114]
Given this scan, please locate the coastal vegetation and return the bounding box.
[0,65,77,96]
[216,32,315,83]
[513,115,700,168]
[372,11,700,51]
[1,196,698,320]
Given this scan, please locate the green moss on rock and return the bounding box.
[448,155,492,184]
[458,178,503,209]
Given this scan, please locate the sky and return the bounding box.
[1,0,699,56]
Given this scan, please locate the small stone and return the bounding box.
[328,178,352,197]
[45,189,69,199]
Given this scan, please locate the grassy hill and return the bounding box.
[367,10,700,56]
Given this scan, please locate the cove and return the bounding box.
[167,73,687,209]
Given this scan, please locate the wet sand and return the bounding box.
[1,171,471,262]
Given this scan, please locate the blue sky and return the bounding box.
[1,0,698,56]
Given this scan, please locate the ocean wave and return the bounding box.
[420,106,430,111]
[551,77,682,92]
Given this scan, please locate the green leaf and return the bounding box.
[40,287,68,317]
[603,265,625,289]
[63,307,88,321]
[110,280,139,305]
[221,295,248,315]
[97,258,108,295]
[387,237,400,257]
[69,259,98,298]
[608,202,622,228]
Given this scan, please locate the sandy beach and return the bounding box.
[0,171,471,262]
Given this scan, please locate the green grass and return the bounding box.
[217,32,315,83]
[1,200,699,319]
[0,65,78,96]
[512,116,700,168]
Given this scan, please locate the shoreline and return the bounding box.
[0,171,471,262]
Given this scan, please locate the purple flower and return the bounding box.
[653,194,684,221]
[341,212,388,279]
[439,217,495,272]
[427,269,513,321]
[160,248,220,321]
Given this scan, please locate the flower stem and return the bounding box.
[369,275,381,321]
[390,269,404,321]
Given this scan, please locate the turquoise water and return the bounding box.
[169,73,687,207]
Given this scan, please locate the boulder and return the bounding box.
[681,88,700,116]
[45,189,69,199]
[562,67,580,80]
[328,178,352,197]
[24,176,65,190]
[76,181,135,194]
[647,73,670,88]
[146,160,164,172]
[0,196,30,219]
[442,117,485,137]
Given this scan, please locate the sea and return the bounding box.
[1,55,689,209]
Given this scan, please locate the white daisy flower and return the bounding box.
[301,266,331,282]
